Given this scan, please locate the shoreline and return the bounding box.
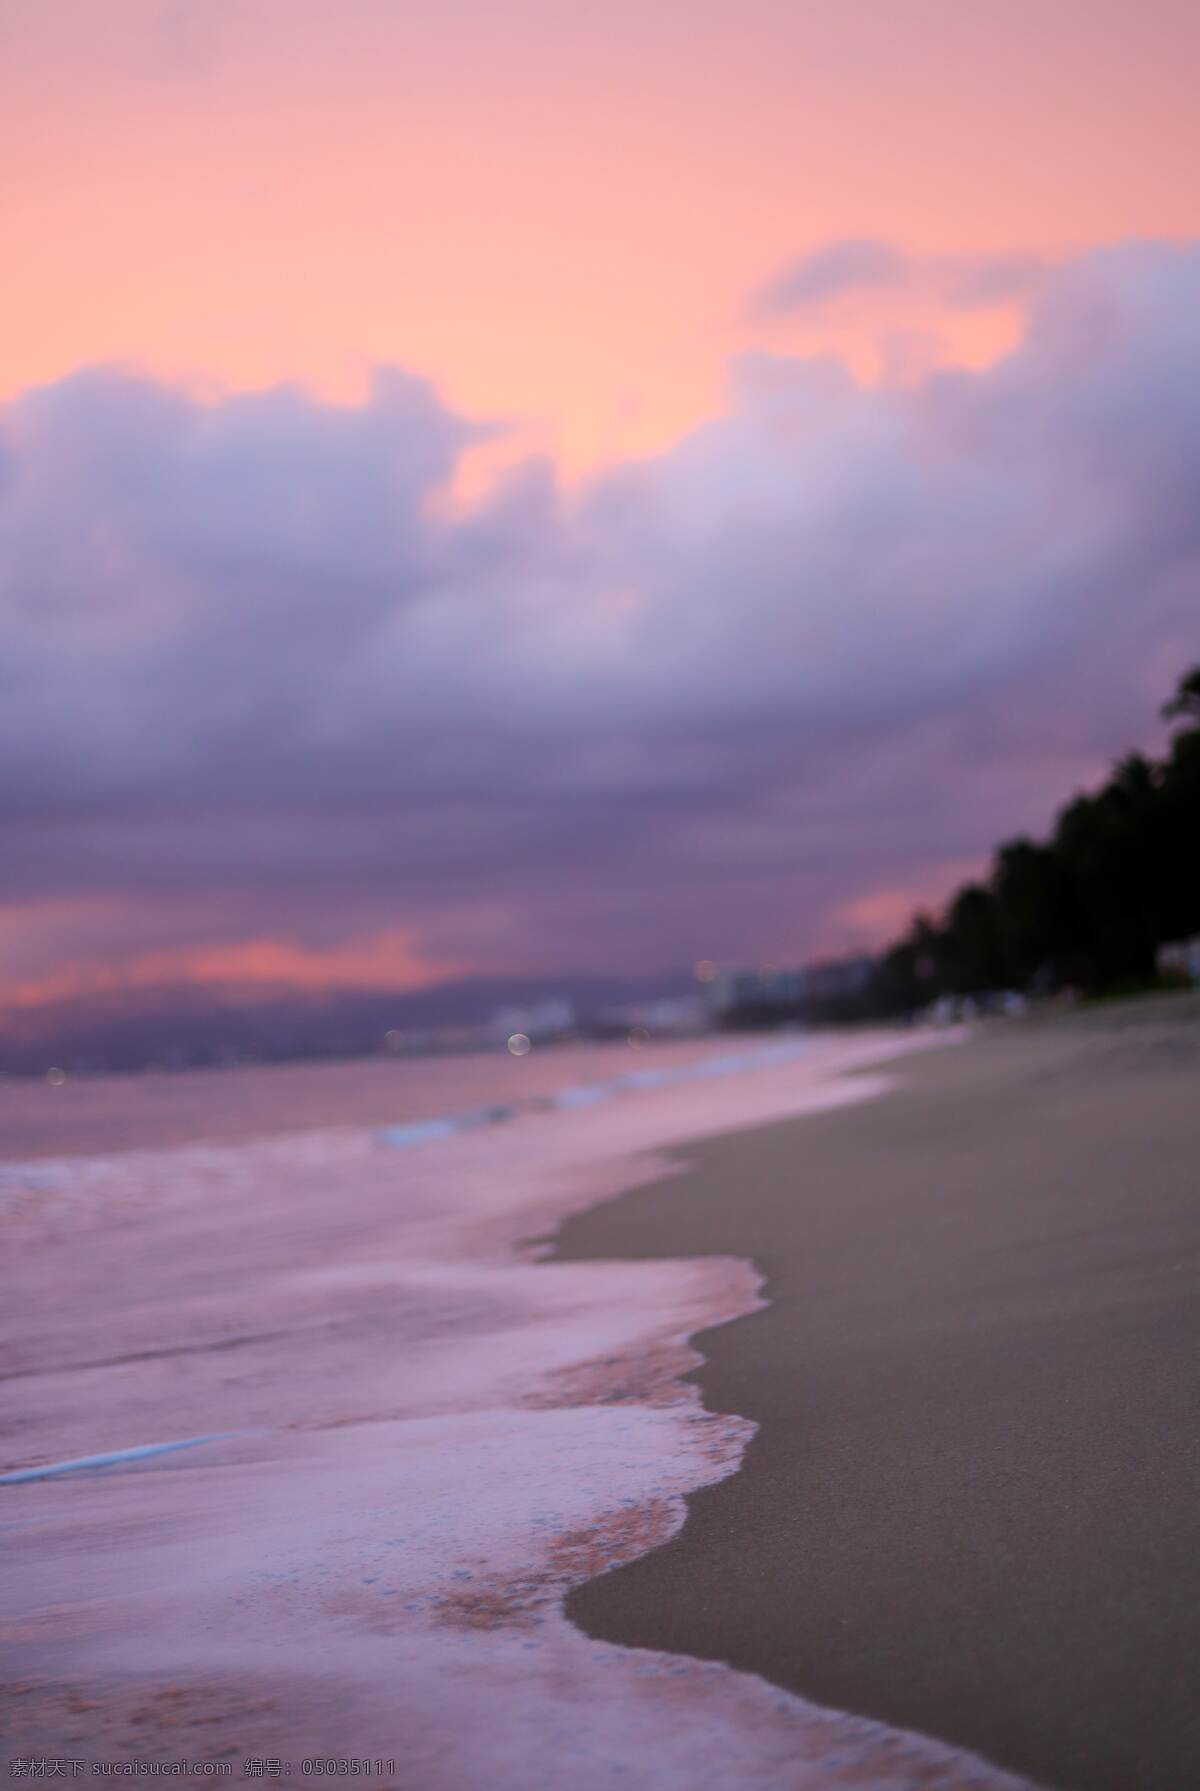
[3,1027,1038,1787]
[550,999,1200,1791]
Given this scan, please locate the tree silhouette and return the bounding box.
[1162,664,1200,724]
[870,667,1200,1013]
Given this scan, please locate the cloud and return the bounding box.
[945,251,1054,309]
[2,242,1199,996]
[749,238,909,317]
[748,239,1055,321]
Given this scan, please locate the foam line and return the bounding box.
[549,1082,615,1109]
[375,1038,816,1148]
[377,1103,516,1148]
[0,1433,233,1484]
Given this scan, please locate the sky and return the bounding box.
[2,0,1199,1007]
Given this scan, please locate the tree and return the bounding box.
[942,884,1006,994]
[871,667,1200,1013]
[1161,664,1200,726]
[991,838,1071,990]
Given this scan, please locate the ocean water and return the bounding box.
[2,1028,1035,1788]
[0,1033,801,1162]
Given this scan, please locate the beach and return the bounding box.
[3,1006,1197,1788]
[556,997,1200,1791]
[6,9,1197,1785]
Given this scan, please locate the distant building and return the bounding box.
[1157,935,1200,988]
[802,954,874,1005]
[488,997,576,1044]
[703,967,808,1024]
[702,956,875,1027]
[595,994,706,1038]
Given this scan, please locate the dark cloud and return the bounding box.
[2,243,1198,990]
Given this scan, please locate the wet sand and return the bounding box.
[552,998,1200,1791]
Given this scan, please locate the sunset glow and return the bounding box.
[5,2,1198,468]
[2,0,1199,1019]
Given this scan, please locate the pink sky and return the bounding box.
[4,1,1197,466]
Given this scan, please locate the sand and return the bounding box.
[552,997,1200,1791]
